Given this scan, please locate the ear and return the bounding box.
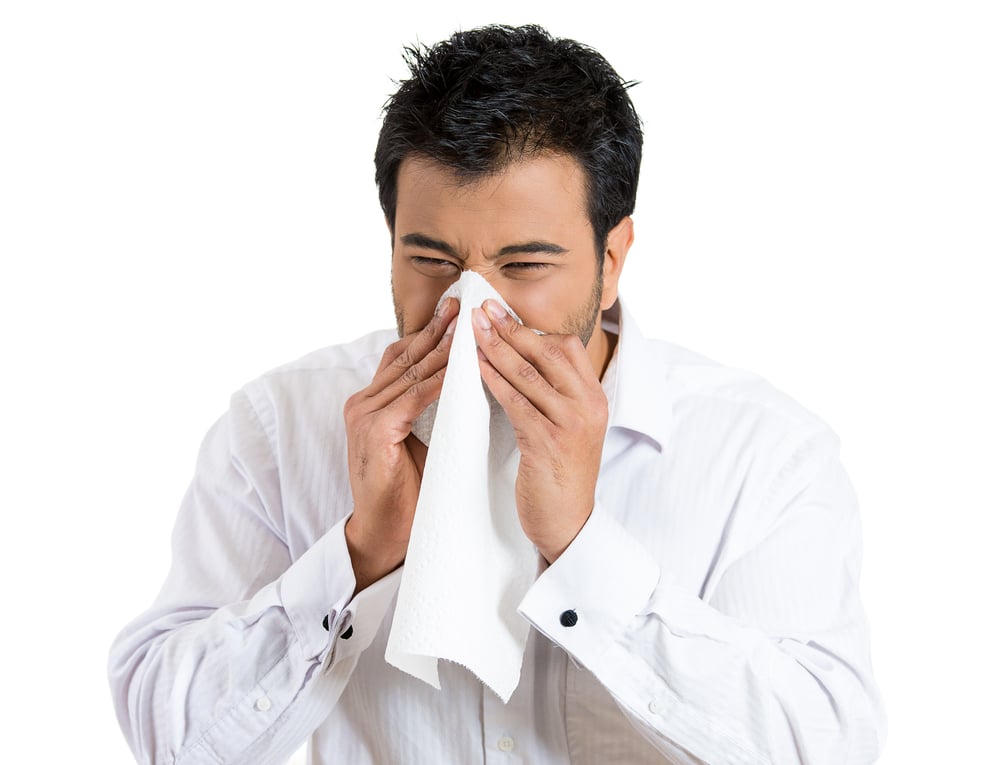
[599,216,634,310]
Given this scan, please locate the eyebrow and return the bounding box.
[400,232,567,261]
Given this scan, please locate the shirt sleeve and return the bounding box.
[107,390,400,765]
[518,431,887,765]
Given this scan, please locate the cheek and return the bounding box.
[392,264,449,332]
[502,275,589,333]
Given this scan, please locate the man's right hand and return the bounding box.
[343,297,460,593]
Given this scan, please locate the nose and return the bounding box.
[475,270,508,304]
[448,268,523,326]
[449,263,508,301]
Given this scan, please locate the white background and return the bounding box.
[2,2,997,762]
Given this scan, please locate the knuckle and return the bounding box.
[402,379,425,399]
[420,318,439,338]
[591,391,609,414]
[516,362,540,383]
[541,342,566,363]
[343,392,362,419]
[382,341,402,362]
[432,335,451,356]
[560,334,583,352]
[400,363,421,385]
[392,347,414,370]
[380,338,408,367]
[509,390,539,419]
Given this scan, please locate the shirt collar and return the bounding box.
[601,298,673,451]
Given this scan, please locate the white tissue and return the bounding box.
[384,271,537,703]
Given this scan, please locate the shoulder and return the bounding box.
[640,337,849,536]
[261,329,398,380]
[229,328,398,442]
[616,301,830,442]
[617,300,830,438]
[663,340,829,434]
[250,328,395,391]
[637,333,840,469]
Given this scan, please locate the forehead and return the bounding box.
[395,154,590,231]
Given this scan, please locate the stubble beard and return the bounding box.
[562,274,604,349]
[391,279,407,339]
[392,275,604,348]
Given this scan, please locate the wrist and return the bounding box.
[345,515,406,593]
[528,504,593,564]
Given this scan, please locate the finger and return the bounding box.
[476,349,550,439]
[346,356,450,450]
[375,333,418,376]
[478,346,608,463]
[383,297,459,375]
[367,315,456,412]
[479,299,591,395]
[472,306,565,421]
[382,363,450,428]
[370,298,459,391]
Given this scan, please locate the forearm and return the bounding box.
[532,567,882,764]
[108,518,390,764]
[519,467,886,764]
[108,387,401,764]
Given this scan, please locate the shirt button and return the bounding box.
[497,735,515,752]
[254,696,272,712]
[559,609,578,627]
[648,699,661,715]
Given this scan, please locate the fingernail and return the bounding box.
[444,317,457,336]
[472,307,491,331]
[484,299,507,321]
[435,297,451,317]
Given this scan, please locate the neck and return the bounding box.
[587,327,617,381]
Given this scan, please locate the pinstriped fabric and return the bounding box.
[109,300,884,764]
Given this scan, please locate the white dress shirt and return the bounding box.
[108,300,886,764]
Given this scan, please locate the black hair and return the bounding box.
[374,24,642,256]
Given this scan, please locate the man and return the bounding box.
[109,24,886,764]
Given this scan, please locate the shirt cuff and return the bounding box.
[517,501,659,662]
[278,516,359,663]
[327,566,403,668]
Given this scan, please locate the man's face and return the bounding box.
[390,154,625,357]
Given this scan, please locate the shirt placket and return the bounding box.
[482,678,529,765]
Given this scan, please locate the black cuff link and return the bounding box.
[559,609,578,627]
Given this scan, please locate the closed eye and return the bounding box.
[501,262,554,278]
[410,256,460,274]
[505,262,554,272]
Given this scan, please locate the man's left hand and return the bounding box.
[472,299,608,564]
